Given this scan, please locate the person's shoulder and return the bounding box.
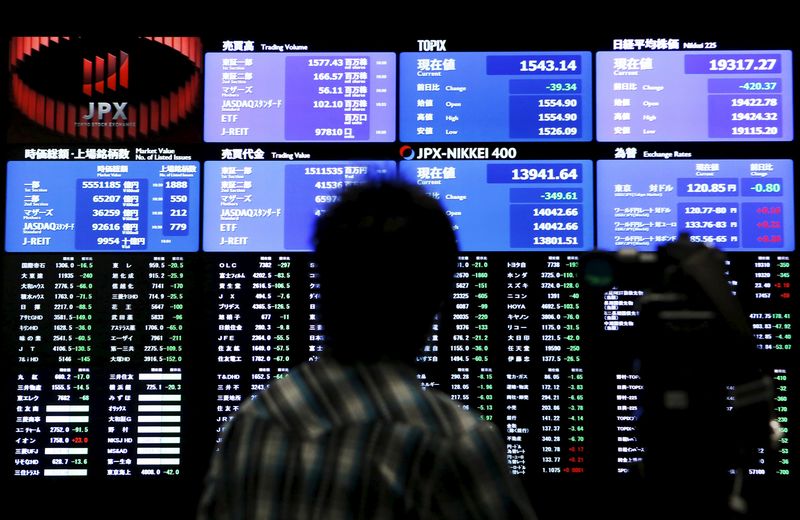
[232,359,349,437]
[350,361,494,437]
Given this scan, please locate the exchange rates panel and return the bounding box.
[400,52,592,141]
[596,159,794,251]
[204,53,396,142]
[596,50,793,141]
[398,160,593,251]
[5,161,200,252]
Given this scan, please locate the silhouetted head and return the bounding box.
[313,179,458,364]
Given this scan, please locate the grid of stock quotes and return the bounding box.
[2,32,795,517]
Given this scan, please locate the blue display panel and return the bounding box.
[204,53,396,142]
[203,161,396,251]
[398,160,594,251]
[399,52,592,142]
[596,50,794,141]
[5,161,200,252]
[596,159,794,251]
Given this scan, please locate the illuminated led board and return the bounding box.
[596,50,793,141]
[596,159,794,250]
[399,160,594,250]
[204,53,395,142]
[6,161,199,252]
[400,52,592,141]
[203,161,396,251]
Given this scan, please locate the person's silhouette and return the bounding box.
[198,179,536,519]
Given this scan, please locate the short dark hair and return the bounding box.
[313,179,458,363]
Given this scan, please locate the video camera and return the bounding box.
[580,233,774,516]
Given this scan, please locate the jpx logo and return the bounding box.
[82,50,128,95]
[82,50,129,121]
[84,102,128,121]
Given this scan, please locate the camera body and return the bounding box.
[581,234,774,514]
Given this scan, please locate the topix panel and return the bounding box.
[400,52,592,142]
[5,161,200,252]
[203,161,396,251]
[596,50,793,141]
[596,159,794,251]
[398,160,594,251]
[204,53,396,142]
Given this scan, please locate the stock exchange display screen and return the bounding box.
[596,159,794,250]
[204,52,396,142]
[202,160,395,251]
[2,25,796,520]
[399,52,593,141]
[6,161,199,252]
[397,160,594,251]
[596,50,794,141]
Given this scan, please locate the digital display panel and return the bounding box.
[399,52,592,142]
[203,161,396,251]
[5,161,200,252]
[8,253,190,479]
[3,28,795,520]
[596,159,794,250]
[7,36,203,143]
[204,53,396,142]
[596,50,793,141]
[398,160,594,251]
